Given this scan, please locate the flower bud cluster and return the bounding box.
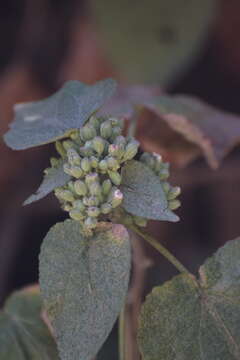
[140,152,181,211]
[53,116,139,234]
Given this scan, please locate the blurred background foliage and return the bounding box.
[1,0,240,359]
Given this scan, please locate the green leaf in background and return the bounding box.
[92,0,217,85]
[4,78,117,150]
[138,237,240,359]
[0,286,58,359]
[39,220,131,360]
[24,159,70,205]
[121,160,178,222]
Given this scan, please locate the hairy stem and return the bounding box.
[129,225,191,274]
[119,307,126,360]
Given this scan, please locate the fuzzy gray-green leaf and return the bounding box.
[24,159,70,205]
[4,79,117,150]
[121,160,179,222]
[39,220,131,360]
[138,237,240,360]
[0,286,58,359]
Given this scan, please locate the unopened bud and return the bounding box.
[110,189,123,208]
[110,126,122,140]
[100,203,112,214]
[80,124,97,141]
[85,172,99,186]
[168,199,181,210]
[87,206,100,218]
[63,204,72,212]
[67,148,81,166]
[99,159,108,172]
[90,156,99,168]
[74,180,88,196]
[55,141,66,158]
[162,182,170,194]
[102,179,112,196]
[89,115,100,130]
[159,168,169,180]
[70,209,85,221]
[81,158,91,173]
[108,144,124,159]
[69,166,84,179]
[108,170,122,186]
[167,186,181,200]
[100,120,112,139]
[109,117,123,128]
[55,189,75,202]
[86,196,100,206]
[84,217,97,229]
[123,139,139,161]
[62,140,76,151]
[107,156,120,171]
[92,136,105,155]
[88,181,101,196]
[72,200,85,212]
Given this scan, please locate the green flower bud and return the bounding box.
[81,158,91,173]
[102,179,112,196]
[55,189,75,202]
[62,140,76,151]
[162,181,170,194]
[107,156,120,171]
[92,136,105,155]
[63,163,73,176]
[80,124,97,141]
[100,120,112,139]
[108,144,123,159]
[86,196,100,206]
[85,172,99,186]
[67,181,77,194]
[90,156,99,168]
[69,166,84,179]
[99,159,108,172]
[88,181,102,196]
[110,189,123,208]
[89,115,100,130]
[140,152,156,169]
[159,168,169,180]
[114,135,126,146]
[69,131,83,144]
[100,203,112,214]
[70,209,86,221]
[74,180,88,196]
[84,216,97,229]
[110,126,122,141]
[67,148,81,166]
[133,215,147,227]
[50,157,59,167]
[87,206,100,217]
[108,170,122,186]
[72,200,85,212]
[62,204,72,212]
[168,199,181,210]
[123,139,139,161]
[55,141,66,158]
[167,186,181,200]
[109,117,123,129]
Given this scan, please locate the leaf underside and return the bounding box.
[4,78,117,150]
[0,286,58,359]
[39,220,131,360]
[121,160,179,222]
[24,159,70,205]
[138,237,240,360]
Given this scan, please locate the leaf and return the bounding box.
[0,285,59,359]
[39,220,131,360]
[24,159,70,205]
[143,95,240,169]
[138,237,240,360]
[120,160,179,222]
[4,78,117,150]
[92,0,217,85]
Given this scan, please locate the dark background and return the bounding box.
[1,0,240,358]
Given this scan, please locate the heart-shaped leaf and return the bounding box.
[138,237,240,359]
[39,220,131,360]
[24,159,70,205]
[0,285,58,359]
[4,78,117,150]
[121,160,179,222]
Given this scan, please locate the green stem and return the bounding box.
[129,224,191,274]
[119,306,125,360]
